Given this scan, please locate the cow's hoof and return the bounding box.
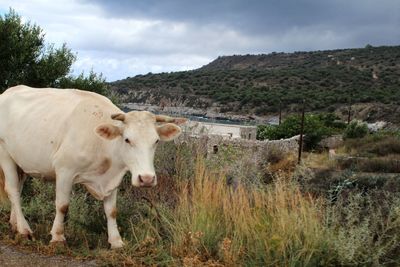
[10,224,18,233]
[110,240,125,250]
[50,233,66,243]
[50,240,67,247]
[15,232,35,242]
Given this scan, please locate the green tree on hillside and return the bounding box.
[0,9,108,95]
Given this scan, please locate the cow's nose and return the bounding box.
[138,174,156,187]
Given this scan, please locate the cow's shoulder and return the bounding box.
[70,89,109,101]
[3,86,109,103]
[3,84,31,94]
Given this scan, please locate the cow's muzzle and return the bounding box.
[138,174,156,187]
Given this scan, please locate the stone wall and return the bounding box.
[177,133,300,160]
[239,126,258,140]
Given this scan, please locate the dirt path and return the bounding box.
[0,242,98,267]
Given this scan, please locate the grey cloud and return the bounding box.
[7,0,398,81]
[56,0,400,80]
[83,0,400,38]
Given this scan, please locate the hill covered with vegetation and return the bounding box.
[110,45,400,123]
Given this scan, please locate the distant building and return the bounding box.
[183,121,258,140]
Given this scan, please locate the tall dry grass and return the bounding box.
[170,157,331,266]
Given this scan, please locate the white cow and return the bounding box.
[0,85,185,249]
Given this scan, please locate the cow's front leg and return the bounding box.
[104,189,124,249]
[50,171,73,244]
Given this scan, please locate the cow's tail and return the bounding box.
[0,167,8,203]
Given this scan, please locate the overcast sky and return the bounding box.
[0,0,399,81]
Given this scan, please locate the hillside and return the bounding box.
[110,45,400,123]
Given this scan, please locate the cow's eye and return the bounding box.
[125,138,131,144]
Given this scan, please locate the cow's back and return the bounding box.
[0,85,121,177]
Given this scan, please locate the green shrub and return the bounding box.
[357,156,400,173]
[257,113,342,149]
[366,136,400,156]
[257,124,278,140]
[343,120,368,139]
[343,132,400,157]
[327,192,400,266]
[337,155,400,173]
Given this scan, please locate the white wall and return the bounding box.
[183,121,254,139]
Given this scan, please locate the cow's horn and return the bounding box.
[155,115,175,123]
[111,113,126,122]
[156,115,187,125]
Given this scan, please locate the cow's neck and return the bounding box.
[74,140,128,200]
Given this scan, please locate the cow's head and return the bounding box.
[95,111,186,187]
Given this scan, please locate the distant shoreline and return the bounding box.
[121,103,277,126]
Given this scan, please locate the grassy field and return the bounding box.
[1,133,400,266]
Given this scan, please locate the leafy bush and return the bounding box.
[327,192,400,266]
[257,113,342,149]
[0,9,109,96]
[57,70,108,96]
[344,120,368,139]
[256,124,277,140]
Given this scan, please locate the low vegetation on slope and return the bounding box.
[111,45,400,122]
[1,132,400,266]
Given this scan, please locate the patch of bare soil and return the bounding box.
[0,242,98,267]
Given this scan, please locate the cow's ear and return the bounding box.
[95,124,121,140]
[157,123,181,141]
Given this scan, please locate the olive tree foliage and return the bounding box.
[57,70,108,96]
[0,9,109,96]
[0,9,74,91]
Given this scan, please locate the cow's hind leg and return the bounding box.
[0,149,33,238]
[9,171,27,232]
[50,169,73,244]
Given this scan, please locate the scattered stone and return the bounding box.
[319,135,343,149]
[367,121,387,132]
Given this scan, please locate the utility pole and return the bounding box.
[347,97,352,124]
[298,99,305,164]
[279,99,282,125]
